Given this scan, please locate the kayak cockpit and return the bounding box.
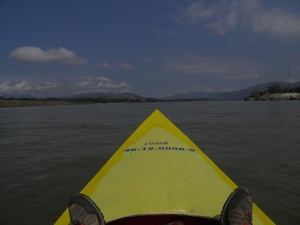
[107,214,220,225]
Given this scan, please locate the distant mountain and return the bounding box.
[213,81,285,100]
[2,81,299,101]
[70,92,143,99]
[162,91,220,100]
[0,94,37,99]
[163,81,300,101]
[0,92,144,99]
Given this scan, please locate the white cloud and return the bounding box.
[8,46,88,65]
[0,77,131,97]
[171,85,216,96]
[176,2,217,24]
[0,81,33,92]
[248,3,300,37]
[74,77,131,94]
[0,81,63,96]
[102,63,112,69]
[100,63,118,69]
[205,0,240,35]
[176,0,300,37]
[8,47,134,69]
[120,62,134,69]
[37,82,60,90]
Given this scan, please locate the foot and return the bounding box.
[68,193,105,225]
[220,187,253,225]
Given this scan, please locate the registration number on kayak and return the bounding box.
[124,147,195,152]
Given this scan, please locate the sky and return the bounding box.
[1,0,300,98]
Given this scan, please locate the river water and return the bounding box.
[0,101,299,224]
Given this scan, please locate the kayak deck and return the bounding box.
[55,109,275,225]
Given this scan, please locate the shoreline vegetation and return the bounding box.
[0,99,93,108]
[0,97,213,108]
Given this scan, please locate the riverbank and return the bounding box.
[0,100,94,108]
[0,98,214,108]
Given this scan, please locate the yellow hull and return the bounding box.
[55,109,275,224]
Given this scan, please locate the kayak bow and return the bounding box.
[55,109,275,225]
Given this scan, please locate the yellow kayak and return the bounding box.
[55,109,275,225]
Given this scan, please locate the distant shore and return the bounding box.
[0,98,214,108]
[0,100,94,108]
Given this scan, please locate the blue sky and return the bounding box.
[1,0,300,98]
